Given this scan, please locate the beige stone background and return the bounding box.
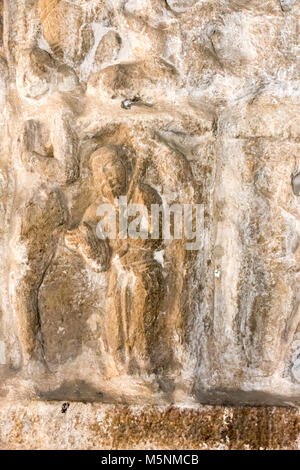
[0,0,299,449]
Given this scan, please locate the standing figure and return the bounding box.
[9,47,80,373]
[65,147,164,375]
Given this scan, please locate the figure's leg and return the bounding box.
[128,261,163,374]
[105,259,163,375]
[10,190,65,372]
[105,267,127,371]
[127,272,147,374]
[51,112,79,184]
[12,275,45,366]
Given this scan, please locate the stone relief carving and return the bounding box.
[8,46,81,374]
[0,0,299,407]
[65,147,164,376]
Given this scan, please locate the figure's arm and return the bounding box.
[23,150,62,179]
[20,115,80,184]
[65,221,111,272]
[151,135,195,203]
[20,120,59,177]
[50,112,80,184]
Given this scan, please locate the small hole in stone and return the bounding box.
[61,402,70,414]
[121,99,132,110]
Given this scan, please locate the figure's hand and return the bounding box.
[65,223,112,272]
[65,229,81,251]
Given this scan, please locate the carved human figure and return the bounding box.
[9,47,80,373]
[65,147,164,375]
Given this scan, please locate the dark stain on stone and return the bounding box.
[37,380,113,403]
[193,387,300,407]
[61,402,69,414]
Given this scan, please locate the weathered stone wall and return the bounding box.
[0,402,299,450]
[0,0,299,449]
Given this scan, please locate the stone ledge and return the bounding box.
[0,402,299,450]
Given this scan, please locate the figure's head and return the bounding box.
[16,47,55,99]
[90,147,127,198]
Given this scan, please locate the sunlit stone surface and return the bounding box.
[0,0,299,449]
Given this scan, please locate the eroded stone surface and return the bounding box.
[0,402,299,450]
[0,0,299,411]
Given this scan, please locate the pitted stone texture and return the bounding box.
[0,0,300,410]
[0,402,299,450]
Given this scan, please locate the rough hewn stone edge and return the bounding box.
[0,402,299,450]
